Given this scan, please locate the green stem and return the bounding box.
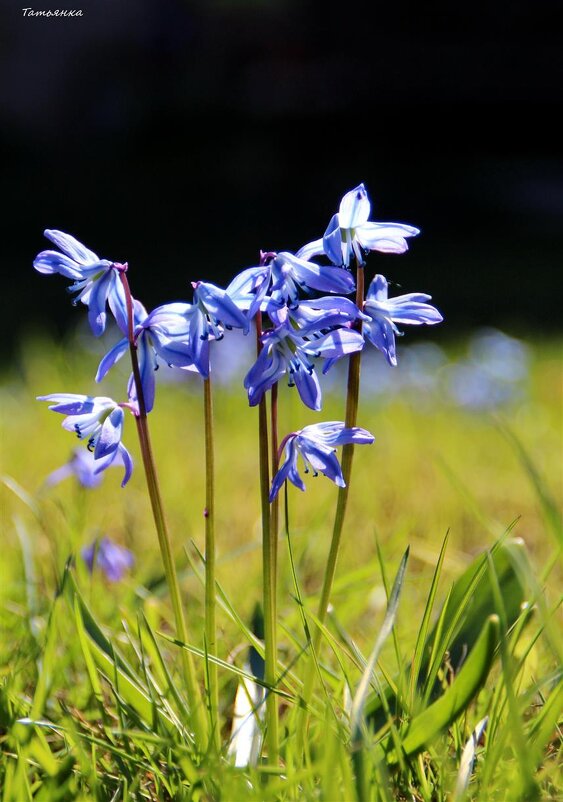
[203,374,219,747]
[118,270,207,748]
[300,264,365,730]
[255,312,279,763]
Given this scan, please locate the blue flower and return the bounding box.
[297,184,419,267]
[96,300,196,413]
[244,298,364,410]
[362,275,443,366]
[270,422,374,501]
[156,282,249,379]
[37,394,133,486]
[82,536,134,581]
[34,230,128,336]
[226,251,355,317]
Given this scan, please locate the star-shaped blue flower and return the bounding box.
[96,299,196,413]
[270,422,375,501]
[362,274,443,366]
[37,394,133,486]
[244,297,364,410]
[34,230,128,336]
[298,184,419,267]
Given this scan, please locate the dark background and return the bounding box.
[1,0,562,359]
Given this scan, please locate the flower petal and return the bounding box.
[43,229,100,263]
[364,317,398,366]
[96,337,129,383]
[338,184,370,229]
[322,213,345,265]
[86,271,112,336]
[94,406,124,459]
[366,274,389,302]
[270,439,304,501]
[293,365,322,411]
[357,223,419,254]
[245,347,286,406]
[295,238,324,262]
[298,438,345,486]
[118,442,134,486]
[33,250,84,279]
[108,275,130,335]
[196,282,250,332]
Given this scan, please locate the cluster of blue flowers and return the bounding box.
[35,183,442,504]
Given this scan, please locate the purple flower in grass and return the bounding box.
[270,422,374,501]
[46,448,105,489]
[82,537,134,581]
[244,299,364,410]
[227,251,355,318]
[298,184,419,267]
[362,275,443,366]
[33,230,128,336]
[37,394,133,486]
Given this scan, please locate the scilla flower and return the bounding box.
[33,230,128,336]
[227,251,355,317]
[37,394,133,486]
[82,537,134,581]
[297,184,419,267]
[270,422,374,501]
[244,299,364,410]
[96,299,196,413]
[158,282,249,378]
[362,274,443,366]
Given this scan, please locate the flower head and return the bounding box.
[362,274,443,366]
[34,230,128,336]
[270,422,374,501]
[96,299,196,413]
[226,251,355,318]
[82,536,134,581]
[298,184,419,267]
[147,282,249,379]
[37,393,133,486]
[244,298,364,410]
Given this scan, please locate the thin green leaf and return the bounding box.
[388,614,499,761]
[409,530,450,710]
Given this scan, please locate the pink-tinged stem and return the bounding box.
[255,310,279,763]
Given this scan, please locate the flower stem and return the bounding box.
[270,382,279,595]
[300,264,365,730]
[255,312,279,763]
[203,374,219,747]
[118,270,207,749]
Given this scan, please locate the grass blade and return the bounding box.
[388,614,499,761]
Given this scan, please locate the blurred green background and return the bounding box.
[2,328,561,657]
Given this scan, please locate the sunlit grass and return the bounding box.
[1,330,561,800]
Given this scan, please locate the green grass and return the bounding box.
[1,332,561,801]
